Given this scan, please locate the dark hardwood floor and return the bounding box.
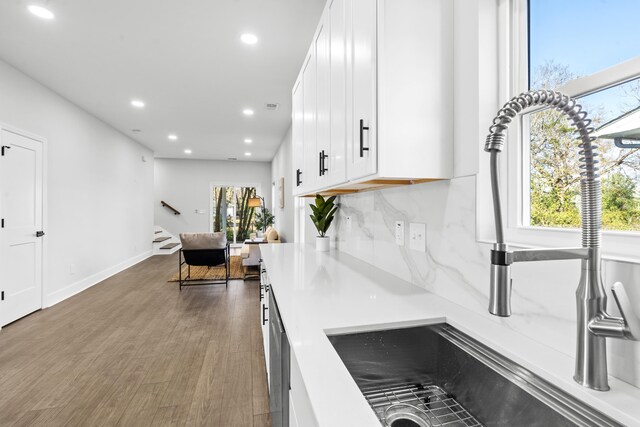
[0,254,271,427]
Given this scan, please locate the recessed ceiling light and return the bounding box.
[184,149,192,154]
[240,34,258,45]
[28,5,55,20]
[244,152,252,157]
[131,129,142,133]
[168,134,178,141]
[131,99,145,108]
[243,108,254,116]
[244,138,253,144]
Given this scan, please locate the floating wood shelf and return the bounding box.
[301,178,441,197]
[153,237,171,243]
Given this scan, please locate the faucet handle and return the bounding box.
[611,282,640,340]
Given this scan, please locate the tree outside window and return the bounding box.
[526,0,640,232]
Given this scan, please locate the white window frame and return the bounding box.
[501,0,640,263]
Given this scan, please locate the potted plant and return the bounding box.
[255,208,275,233]
[309,194,338,252]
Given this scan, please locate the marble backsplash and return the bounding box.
[333,175,640,389]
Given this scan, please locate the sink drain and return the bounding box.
[384,403,433,427]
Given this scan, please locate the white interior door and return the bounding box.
[0,128,44,327]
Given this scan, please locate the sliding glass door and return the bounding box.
[211,186,258,244]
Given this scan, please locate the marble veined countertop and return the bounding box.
[260,243,640,427]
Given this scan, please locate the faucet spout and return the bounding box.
[484,90,639,391]
[489,243,512,317]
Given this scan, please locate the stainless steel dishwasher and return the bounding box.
[269,289,290,427]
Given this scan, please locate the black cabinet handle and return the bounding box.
[296,168,302,186]
[318,151,323,176]
[262,304,268,325]
[359,119,370,157]
[260,284,264,301]
[36,231,45,237]
[321,150,328,175]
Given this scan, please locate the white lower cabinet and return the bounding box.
[289,350,318,427]
[259,264,270,383]
[288,390,299,427]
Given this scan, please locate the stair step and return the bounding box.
[160,243,180,250]
[153,237,171,243]
[154,230,162,234]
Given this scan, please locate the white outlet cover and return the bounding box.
[409,223,426,252]
[395,221,405,246]
[345,216,352,234]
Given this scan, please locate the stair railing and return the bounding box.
[161,201,181,215]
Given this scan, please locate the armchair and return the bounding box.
[178,232,229,290]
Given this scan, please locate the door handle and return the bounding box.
[296,168,302,186]
[359,119,370,157]
[262,304,269,325]
[36,231,45,237]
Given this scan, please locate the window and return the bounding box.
[211,186,258,244]
[498,0,640,261]
[520,0,640,231]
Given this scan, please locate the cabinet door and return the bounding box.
[302,50,317,192]
[289,390,300,427]
[292,77,304,195]
[348,0,377,180]
[315,14,330,188]
[328,0,347,186]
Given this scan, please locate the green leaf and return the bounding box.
[309,194,339,236]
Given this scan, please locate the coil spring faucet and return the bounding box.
[485,90,640,391]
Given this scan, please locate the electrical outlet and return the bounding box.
[409,223,426,252]
[69,263,76,275]
[395,221,405,246]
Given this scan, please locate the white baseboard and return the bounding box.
[44,250,153,308]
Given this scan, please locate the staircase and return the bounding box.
[153,226,181,255]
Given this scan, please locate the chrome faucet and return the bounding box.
[485,90,640,391]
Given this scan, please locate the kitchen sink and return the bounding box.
[328,324,623,427]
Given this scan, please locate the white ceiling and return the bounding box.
[0,0,325,161]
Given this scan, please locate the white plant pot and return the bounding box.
[316,236,330,252]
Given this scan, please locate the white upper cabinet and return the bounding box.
[292,77,304,192]
[348,0,377,180]
[293,0,452,196]
[302,50,317,193]
[327,0,347,187]
[315,14,331,187]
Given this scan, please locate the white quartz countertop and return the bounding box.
[260,243,640,427]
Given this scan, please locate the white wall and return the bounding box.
[0,60,154,307]
[154,158,272,237]
[270,127,295,242]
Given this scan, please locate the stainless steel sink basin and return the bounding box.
[328,324,623,427]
